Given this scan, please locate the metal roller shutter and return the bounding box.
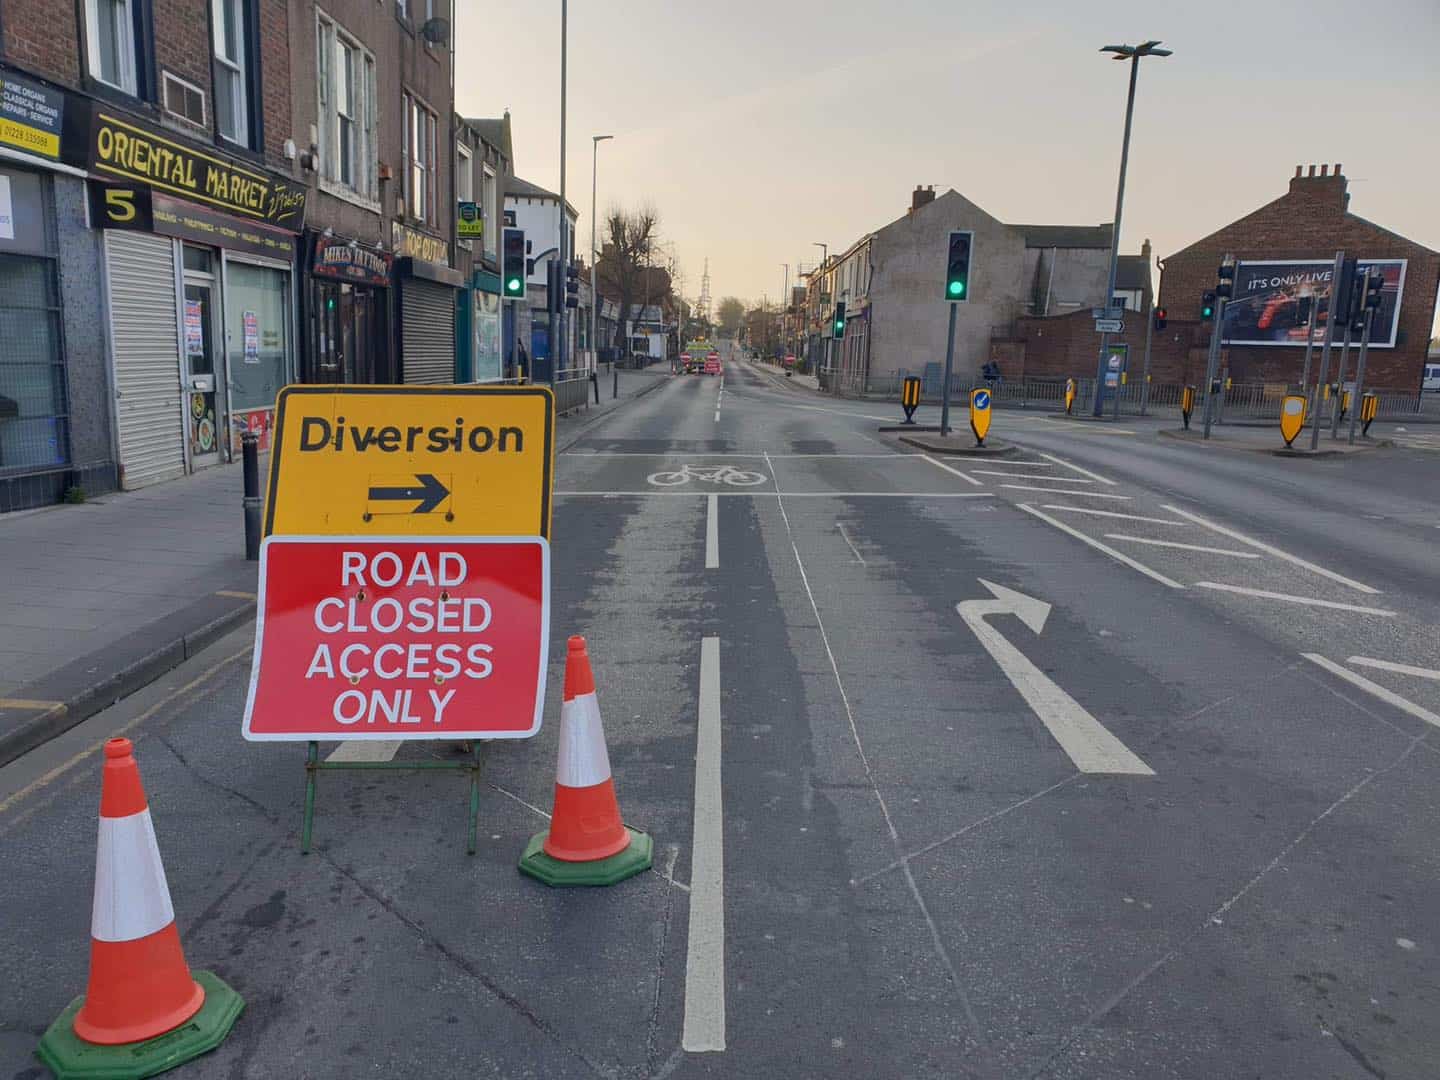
[402,280,456,384]
[105,233,185,489]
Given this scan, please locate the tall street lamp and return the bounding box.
[1091,39,1171,417]
[556,0,569,377]
[812,242,827,373]
[591,134,614,395]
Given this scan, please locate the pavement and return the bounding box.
[2,346,1438,1078]
[0,366,667,766]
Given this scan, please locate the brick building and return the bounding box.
[1158,164,1440,391]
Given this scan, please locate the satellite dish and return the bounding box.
[420,17,450,45]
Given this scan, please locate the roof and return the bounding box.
[1115,254,1151,293]
[1015,224,1114,249]
[505,176,578,218]
[462,116,512,160]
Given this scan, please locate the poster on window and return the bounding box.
[243,310,260,363]
[1222,259,1406,348]
[184,300,204,357]
[474,292,503,382]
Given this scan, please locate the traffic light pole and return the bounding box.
[555,0,568,376]
[940,302,958,437]
[1093,51,1141,417]
[1201,297,1227,440]
[1347,301,1375,445]
[1329,320,1355,440]
[1308,251,1345,452]
[1139,296,1155,417]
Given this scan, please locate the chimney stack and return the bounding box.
[1288,163,1349,210]
[911,185,936,213]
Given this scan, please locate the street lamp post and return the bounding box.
[556,0,568,378]
[780,263,789,366]
[591,134,614,396]
[1092,39,1171,417]
[813,242,827,375]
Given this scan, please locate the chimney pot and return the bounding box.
[1334,163,1342,175]
[1320,164,1329,177]
[1308,165,1317,177]
[1294,165,1303,178]
[910,185,937,212]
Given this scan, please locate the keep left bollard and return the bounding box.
[241,431,261,561]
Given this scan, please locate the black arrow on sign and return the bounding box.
[367,474,450,514]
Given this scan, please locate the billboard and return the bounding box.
[1222,259,1406,348]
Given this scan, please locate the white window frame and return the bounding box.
[456,143,473,203]
[404,92,438,227]
[316,10,379,207]
[211,0,249,146]
[85,0,138,94]
[481,164,497,261]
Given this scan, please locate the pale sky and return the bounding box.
[456,0,1440,326]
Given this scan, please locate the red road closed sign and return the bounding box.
[243,537,549,741]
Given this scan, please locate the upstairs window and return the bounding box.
[403,93,438,226]
[211,0,252,147]
[316,13,378,199]
[85,0,138,94]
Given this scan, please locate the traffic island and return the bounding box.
[1157,427,1391,457]
[896,434,1019,457]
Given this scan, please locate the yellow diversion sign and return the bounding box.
[264,385,554,538]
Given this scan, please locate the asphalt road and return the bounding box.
[3,347,1438,1079]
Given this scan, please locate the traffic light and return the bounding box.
[1153,307,1167,331]
[945,230,972,301]
[1363,268,1384,311]
[833,301,846,339]
[502,227,526,299]
[565,264,579,310]
[1200,291,1216,321]
[1215,261,1235,300]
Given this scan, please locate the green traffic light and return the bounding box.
[1202,305,1214,318]
[949,280,964,297]
[507,277,522,293]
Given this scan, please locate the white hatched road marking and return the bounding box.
[1040,505,1187,525]
[1001,485,1132,500]
[1194,582,1396,616]
[975,471,1093,483]
[920,455,984,486]
[837,521,867,565]
[1103,534,1261,558]
[684,636,726,1052]
[1303,654,1440,728]
[1038,452,1118,486]
[1161,504,1381,595]
[1018,503,1184,590]
[1346,657,1440,681]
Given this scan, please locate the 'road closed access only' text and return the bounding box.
[244,537,549,740]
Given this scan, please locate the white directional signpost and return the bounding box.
[956,580,1153,775]
[1094,318,1125,334]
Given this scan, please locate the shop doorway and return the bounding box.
[313,280,385,383]
[182,247,225,467]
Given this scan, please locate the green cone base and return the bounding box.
[519,827,653,887]
[36,970,244,1080]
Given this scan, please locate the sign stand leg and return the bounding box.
[302,741,319,855]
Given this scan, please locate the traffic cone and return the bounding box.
[519,637,653,887]
[36,738,244,1079]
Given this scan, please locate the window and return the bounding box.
[85,0,138,94]
[404,93,438,226]
[481,165,497,260]
[316,13,377,200]
[456,144,472,202]
[212,0,250,146]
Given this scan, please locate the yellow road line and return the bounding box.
[0,699,65,711]
[215,589,258,600]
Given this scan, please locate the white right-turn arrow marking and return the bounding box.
[957,579,1154,775]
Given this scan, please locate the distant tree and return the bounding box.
[596,205,664,356]
[716,297,745,336]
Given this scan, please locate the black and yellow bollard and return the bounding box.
[1180,385,1196,430]
[900,376,921,425]
[1361,392,1378,436]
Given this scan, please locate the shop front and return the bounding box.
[456,269,504,382]
[65,101,306,486]
[393,222,461,384]
[304,231,395,384]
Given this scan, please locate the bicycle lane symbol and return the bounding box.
[646,463,769,487]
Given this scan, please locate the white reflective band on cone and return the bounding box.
[554,693,612,788]
[92,810,176,942]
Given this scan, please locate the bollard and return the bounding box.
[241,431,262,561]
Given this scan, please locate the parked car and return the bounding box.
[1423,362,1440,393]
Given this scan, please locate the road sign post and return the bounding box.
[939,303,958,437]
[258,384,556,852]
[1309,251,1345,452]
[1348,300,1376,445]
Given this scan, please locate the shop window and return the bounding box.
[317,13,378,200]
[85,0,139,95]
[225,261,292,417]
[0,256,69,472]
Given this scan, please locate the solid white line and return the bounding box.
[836,521,867,565]
[1040,505,1187,526]
[1346,657,1440,681]
[1161,505,1381,595]
[1038,452,1118,486]
[1018,504,1184,590]
[683,636,726,1052]
[1001,485,1131,500]
[975,470,1094,483]
[1002,460,1059,467]
[920,454,983,486]
[1194,582,1395,616]
[1303,654,1440,728]
[553,490,996,498]
[561,452,917,459]
[705,494,719,569]
[1103,534,1261,558]
[326,740,402,763]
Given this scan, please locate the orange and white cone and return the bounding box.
[37,738,244,1076]
[74,737,205,1044]
[518,636,653,886]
